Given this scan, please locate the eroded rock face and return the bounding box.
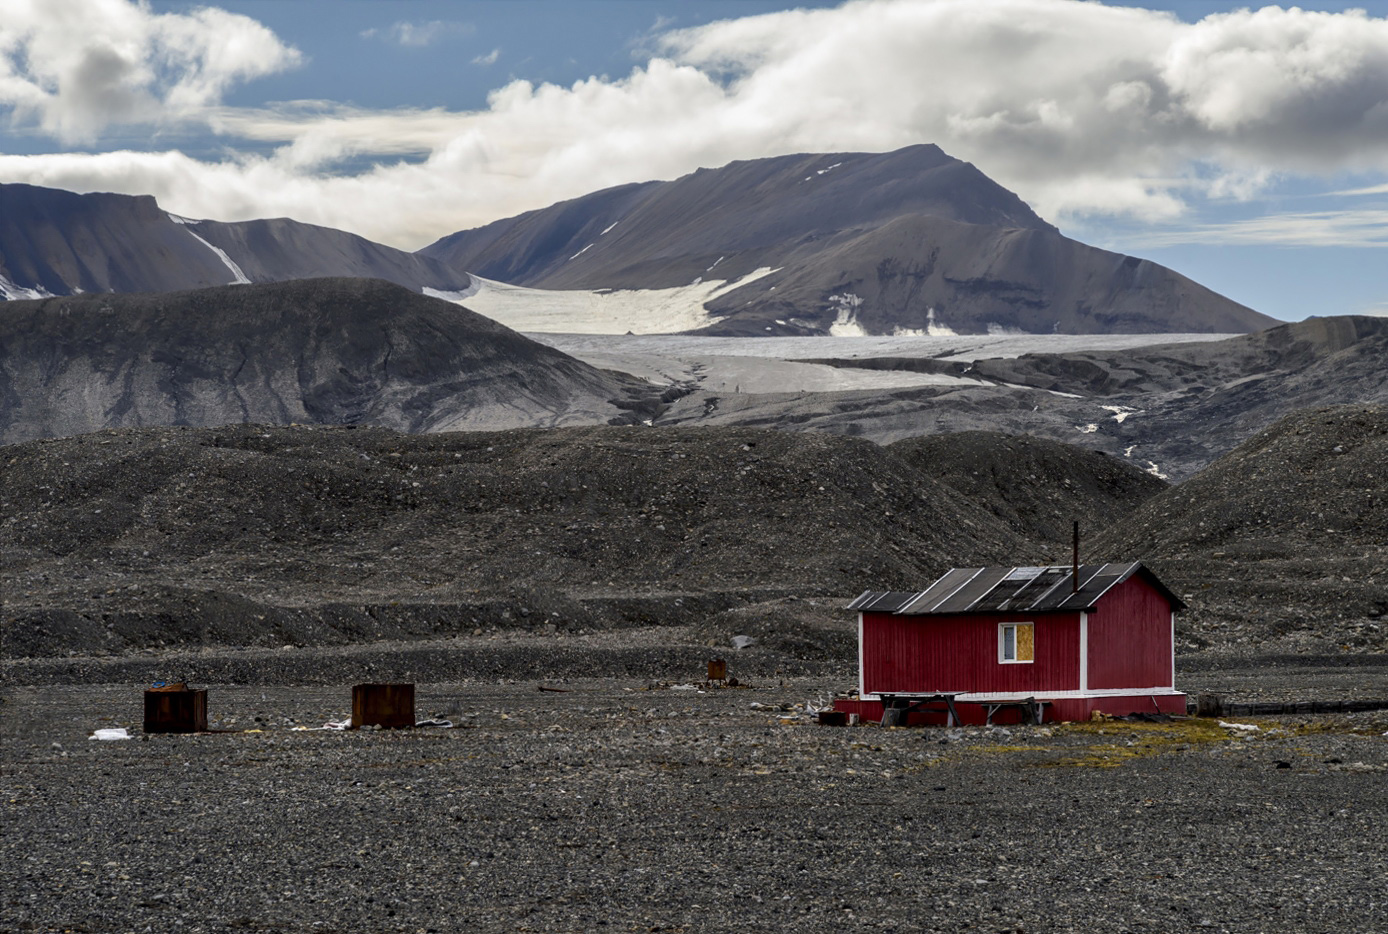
[0,277,654,445]
[421,144,1274,335]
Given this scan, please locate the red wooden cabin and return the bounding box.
[834,562,1187,725]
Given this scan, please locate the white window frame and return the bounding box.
[998,622,1034,664]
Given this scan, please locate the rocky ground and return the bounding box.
[1093,405,1388,656]
[3,664,1386,934]
[4,405,1386,932]
[5,408,1387,663]
[4,423,1123,660]
[646,315,1388,482]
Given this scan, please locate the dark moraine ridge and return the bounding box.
[1,424,1171,659]
[888,430,1168,546]
[1091,405,1388,655]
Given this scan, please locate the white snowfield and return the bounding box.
[428,268,778,335]
[534,331,1232,401]
[535,331,1232,363]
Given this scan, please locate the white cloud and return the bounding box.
[0,0,300,144]
[1333,181,1388,196]
[361,20,474,48]
[1,0,1387,249]
[472,48,501,67]
[1123,209,1388,248]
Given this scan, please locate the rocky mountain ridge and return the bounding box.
[0,183,471,298]
[2,146,1274,336]
[422,144,1274,336]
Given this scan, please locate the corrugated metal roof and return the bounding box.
[846,591,922,613]
[848,562,1184,615]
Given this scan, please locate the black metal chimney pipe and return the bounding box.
[1072,520,1080,593]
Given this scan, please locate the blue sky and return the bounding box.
[2,0,1386,321]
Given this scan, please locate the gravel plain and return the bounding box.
[4,647,1387,934]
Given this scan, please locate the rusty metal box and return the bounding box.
[351,683,416,729]
[143,685,207,734]
[707,658,727,681]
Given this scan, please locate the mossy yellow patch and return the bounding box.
[1037,718,1238,769]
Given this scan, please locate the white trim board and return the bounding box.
[859,687,1184,703]
[857,612,865,699]
[1079,611,1089,693]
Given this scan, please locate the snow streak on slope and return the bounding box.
[439,268,778,334]
[169,214,251,285]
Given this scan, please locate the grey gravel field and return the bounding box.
[4,668,1386,934]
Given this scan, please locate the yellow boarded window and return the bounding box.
[1016,623,1034,661]
[1000,623,1035,663]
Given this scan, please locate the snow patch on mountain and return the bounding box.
[1101,405,1142,423]
[423,277,481,303]
[169,214,250,285]
[448,267,779,334]
[0,273,56,301]
[986,322,1029,336]
[827,293,866,337]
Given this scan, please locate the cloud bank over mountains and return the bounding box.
[1,0,1386,250]
[0,0,300,144]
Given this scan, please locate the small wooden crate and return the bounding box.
[143,685,208,734]
[351,683,416,729]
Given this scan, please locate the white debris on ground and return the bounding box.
[89,728,131,741]
[1219,721,1261,732]
[1077,424,1100,434]
[449,268,778,335]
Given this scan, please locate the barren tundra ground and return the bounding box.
[3,646,1386,934]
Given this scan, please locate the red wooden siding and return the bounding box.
[1086,576,1173,690]
[862,611,1081,695]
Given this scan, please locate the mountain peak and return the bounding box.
[420,144,1271,336]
